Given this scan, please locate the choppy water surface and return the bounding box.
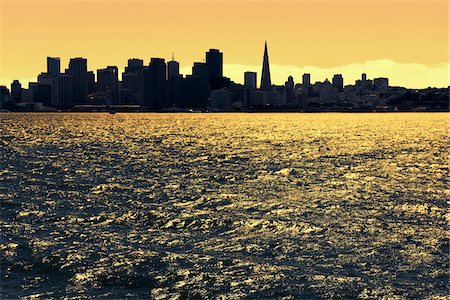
[1,113,448,299]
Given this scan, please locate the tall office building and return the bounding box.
[57,73,73,109]
[125,58,144,104]
[167,59,180,79]
[167,57,181,107]
[11,80,22,102]
[192,62,210,80]
[38,72,57,106]
[191,62,210,107]
[97,66,119,105]
[244,72,257,89]
[285,75,295,104]
[181,76,209,108]
[143,58,167,109]
[122,72,139,94]
[320,79,332,102]
[127,59,144,71]
[260,42,272,91]
[332,74,344,92]
[67,58,88,103]
[206,49,223,80]
[47,57,60,76]
[302,73,311,101]
[87,71,95,95]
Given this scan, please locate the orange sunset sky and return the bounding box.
[0,0,448,88]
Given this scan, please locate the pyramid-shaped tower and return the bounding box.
[260,41,272,91]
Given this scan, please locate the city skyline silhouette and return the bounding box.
[0,42,448,112]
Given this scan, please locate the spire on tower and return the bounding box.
[260,41,272,91]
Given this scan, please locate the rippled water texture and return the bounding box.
[1,113,449,299]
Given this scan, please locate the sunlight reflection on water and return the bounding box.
[1,113,449,298]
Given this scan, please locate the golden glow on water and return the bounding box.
[0,113,448,298]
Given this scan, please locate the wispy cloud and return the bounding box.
[181,59,448,89]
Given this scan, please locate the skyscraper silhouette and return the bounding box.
[244,72,257,90]
[67,58,88,103]
[11,80,22,102]
[206,49,223,80]
[143,58,167,109]
[47,57,60,76]
[97,66,119,105]
[260,41,272,92]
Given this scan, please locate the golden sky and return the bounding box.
[0,0,448,88]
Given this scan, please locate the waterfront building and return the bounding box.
[47,57,60,76]
[125,58,144,103]
[11,80,22,102]
[244,72,257,90]
[332,74,344,92]
[87,71,96,95]
[67,58,88,103]
[57,73,73,109]
[206,49,223,80]
[167,57,181,108]
[143,58,167,109]
[97,66,119,105]
[302,73,311,101]
[38,72,57,106]
[285,75,295,105]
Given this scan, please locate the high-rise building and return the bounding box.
[0,86,10,108]
[180,75,209,108]
[11,80,22,102]
[47,57,60,76]
[126,59,144,72]
[87,71,95,95]
[122,72,139,94]
[320,79,332,103]
[143,58,167,109]
[332,74,344,92]
[302,73,311,101]
[244,72,257,89]
[57,73,73,109]
[28,82,40,102]
[37,84,52,106]
[302,73,311,86]
[67,58,88,103]
[38,72,57,106]
[260,41,272,91]
[285,75,295,104]
[167,57,181,107]
[97,66,119,104]
[192,62,210,80]
[206,49,223,80]
[125,58,144,104]
[167,59,180,79]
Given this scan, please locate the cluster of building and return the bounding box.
[0,43,448,112]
